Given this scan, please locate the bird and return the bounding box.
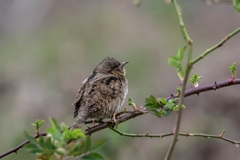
[70,57,128,129]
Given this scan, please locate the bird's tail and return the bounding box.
[70,116,87,130]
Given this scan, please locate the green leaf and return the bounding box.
[157,109,163,118]
[151,95,159,106]
[148,109,158,116]
[45,137,53,150]
[178,46,187,61]
[145,95,160,109]
[145,103,154,107]
[72,129,85,138]
[145,104,159,109]
[24,131,37,145]
[173,105,179,111]
[170,56,179,61]
[39,120,45,126]
[56,148,66,156]
[233,0,240,12]
[128,97,135,106]
[176,87,181,95]
[228,62,236,77]
[168,57,181,69]
[81,152,104,160]
[159,98,167,105]
[24,143,39,150]
[47,121,63,141]
[31,119,45,130]
[24,143,43,154]
[50,130,62,141]
[49,118,61,131]
[28,148,43,154]
[91,139,107,151]
[177,70,184,81]
[68,142,85,156]
[84,136,92,152]
[164,109,173,116]
[63,128,85,141]
[38,137,45,148]
[221,129,226,135]
[190,73,202,84]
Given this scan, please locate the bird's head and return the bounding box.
[94,57,128,77]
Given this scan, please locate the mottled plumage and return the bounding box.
[71,57,128,129]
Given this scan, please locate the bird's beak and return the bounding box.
[120,61,129,68]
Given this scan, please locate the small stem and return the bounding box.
[172,0,192,45]
[110,128,240,145]
[0,133,47,159]
[165,1,193,159]
[165,47,192,160]
[191,27,240,65]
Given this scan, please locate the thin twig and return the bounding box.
[191,27,240,65]
[0,133,47,159]
[110,128,240,146]
[166,78,240,100]
[172,0,192,45]
[1,78,240,158]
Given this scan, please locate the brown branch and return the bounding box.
[0,133,47,159]
[110,128,240,146]
[1,78,240,158]
[166,78,240,100]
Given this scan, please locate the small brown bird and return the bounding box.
[70,57,128,129]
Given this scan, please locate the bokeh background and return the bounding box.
[0,0,240,159]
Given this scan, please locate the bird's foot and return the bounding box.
[111,112,118,129]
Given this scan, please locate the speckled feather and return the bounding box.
[71,57,128,129]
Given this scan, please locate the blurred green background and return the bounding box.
[0,0,240,160]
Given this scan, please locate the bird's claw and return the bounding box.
[112,112,118,129]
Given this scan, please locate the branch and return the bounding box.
[0,133,47,159]
[191,27,240,65]
[165,0,193,159]
[172,0,192,45]
[1,78,240,158]
[167,78,240,100]
[110,128,240,146]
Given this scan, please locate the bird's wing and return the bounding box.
[73,74,123,118]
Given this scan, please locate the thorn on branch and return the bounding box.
[213,81,218,90]
[217,43,223,48]
[225,35,230,40]
[228,79,234,84]
[145,131,149,136]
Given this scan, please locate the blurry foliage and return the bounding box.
[228,62,237,79]
[233,0,240,12]
[190,73,202,87]
[145,95,183,118]
[25,118,106,160]
[168,46,187,81]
